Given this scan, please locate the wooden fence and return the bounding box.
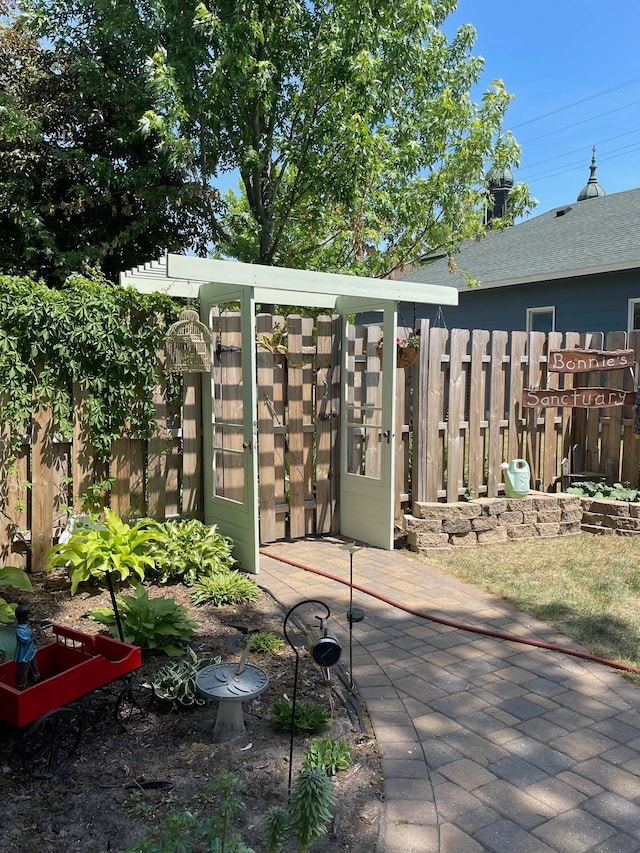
[2,317,638,572]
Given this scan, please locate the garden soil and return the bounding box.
[0,571,384,852]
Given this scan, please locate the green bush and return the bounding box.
[143,518,236,586]
[90,585,199,656]
[191,571,261,607]
[46,509,158,594]
[265,767,336,853]
[152,647,221,710]
[0,565,33,623]
[567,481,640,502]
[250,631,284,654]
[271,698,329,733]
[303,737,351,776]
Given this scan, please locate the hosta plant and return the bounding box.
[0,566,33,623]
[90,584,199,656]
[271,698,329,733]
[191,570,261,607]
[152,647,221,710]
[303,737,352,776]
[143,518,236,586]
[250,631,285,654]
[46,509,159,594]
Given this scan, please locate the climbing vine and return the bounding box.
[0,271,181,462]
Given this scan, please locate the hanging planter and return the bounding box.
[377,330,421,369]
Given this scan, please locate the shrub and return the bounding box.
[90,585,198,656]
[271,698,329,733]
[265,767,336,853]
[152,647,221,710]
[250,631,284,654]
[191,571,261,607]
[46,509,158,594]
[143,518,236,586]
[303,737,351,776]
[568,481,640,502]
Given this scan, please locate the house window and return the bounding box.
[527,306,555,334]
[628,298,640,333]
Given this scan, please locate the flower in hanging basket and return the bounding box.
[377,329,420,368]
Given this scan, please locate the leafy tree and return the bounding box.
[0,6,202,285]
[21,0,533,277]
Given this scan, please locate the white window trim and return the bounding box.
[627,298,640,334]
[526,306,555,334]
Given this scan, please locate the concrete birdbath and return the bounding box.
[195,640,269,742]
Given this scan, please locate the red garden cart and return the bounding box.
[0,624,150,777]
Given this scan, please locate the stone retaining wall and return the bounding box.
[404,492,582,551]
[579,497,640,535]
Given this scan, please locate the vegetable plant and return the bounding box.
[46,509,159,594]
[568,481,640,502]
[90,585,198,656]
[191,570,261,607]
[271,698,329,733]
[303,738,352,776]
[0,565,33,623]
[143,518,236,586]
[152,647,221,710]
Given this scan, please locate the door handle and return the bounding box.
[382,431,391,443]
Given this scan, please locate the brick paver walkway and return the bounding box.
[258,537,640,853]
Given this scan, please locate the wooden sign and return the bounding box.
[522,388,636,408]
[548,348,634,373]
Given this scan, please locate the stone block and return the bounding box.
[582,511,605,526]
[506,524,536,539]
[557,495,581,509]
[580,524,614,536]
[537,509,561,523]
[532,496,557,510]
[450,531,478,547]
[596,499,630,517]
[559,521,582,535]
[605,516,640,532]
[442,518,472,535]
[477,498,508,516]
[523,511,539,523]
[407,530,451,550]
[477,528,508,544]
[471,517,497,532]
[506,498,533,511]
[535,522,561,537]
[404,515,443,534]
[500,510,524,525]
[629,504,640,518]
[561,508,583,523]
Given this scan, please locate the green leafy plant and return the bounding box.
[45,509,159,594]
[191,571,261,607]
[271,698,329,733]
[151,647,221,709]
[126,772,255,853]
[250,631,285,654]
[264,767,336,853]
[90,585,198,656]
[303,738,351,776]
[0,566,33,623]
[143,518,236,586]
[568,481,640,502]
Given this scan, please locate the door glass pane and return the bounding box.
[528,309,554,334]
[345,314,383,478]
[632,300,640,331]
[210,306,245,503]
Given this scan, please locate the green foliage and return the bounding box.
[24,0,534,275]
[0,565,33,623]
[89,584,198,656]
[567,481,640,502]
[264,766,337,853]
[46,509,159,595]
[0,273,181,464]
[250,631,284,654]
[303,738,352,776]
[0,13,200,285]
[191,571,261,608]
[271,698,329,733]
[126,772,255,853]
[144,518,236,586]
[151,646,221,710]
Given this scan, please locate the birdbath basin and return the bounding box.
[196,662,269,742]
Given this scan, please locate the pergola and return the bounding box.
[121,255,457,572]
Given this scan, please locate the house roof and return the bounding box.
[404,187,640,292]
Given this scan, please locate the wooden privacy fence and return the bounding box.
[2,315,639,572]
[414,324,640,502]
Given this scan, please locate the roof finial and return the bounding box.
[577,147,605,201]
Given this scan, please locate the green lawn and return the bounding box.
[423,534,640,678]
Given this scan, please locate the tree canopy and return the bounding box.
[11,0,533,279]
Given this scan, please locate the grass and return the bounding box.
[424,534,640,676]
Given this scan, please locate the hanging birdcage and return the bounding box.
[164,308,212,372]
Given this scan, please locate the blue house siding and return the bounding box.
[401,269,639,334]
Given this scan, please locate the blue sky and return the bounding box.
[447,1,640,216]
